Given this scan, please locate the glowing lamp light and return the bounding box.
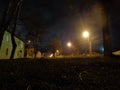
[56,50,59,53]
[83,31,89,38]
[100,47,104,52]
[49,54,53,58]
[28,40,31,43]
[67,42,72,47]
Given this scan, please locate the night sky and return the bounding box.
[0,0,120,51]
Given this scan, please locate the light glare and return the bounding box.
[67,42,72,47]
[83,31,89,38]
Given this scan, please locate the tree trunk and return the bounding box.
[101,2,112,57]
[10,0,23,59]
[32,37,37,59]
[102,18,112,57]
[0,0,13,49]
[10,34,17,59]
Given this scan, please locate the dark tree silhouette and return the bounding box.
[100,0,112,56]
[50,38,62,57]
[10,0,23,59]
[0,0,23,59]
[0,0,13,49]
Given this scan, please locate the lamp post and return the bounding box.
[82,31,92,54]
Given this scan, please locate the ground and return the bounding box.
[0,57,120,90]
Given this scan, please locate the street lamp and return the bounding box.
[83,31,89,38]
[67,42,73,56]
[28,40,31,43]
[67,42,72,47]
[82,31,92,54]
[56,50,59,53]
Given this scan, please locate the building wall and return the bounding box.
[112,51,120,56]
[0,31,24,59]
[14,37,24,59]
[26,47,35,58]
[0,31,12,59]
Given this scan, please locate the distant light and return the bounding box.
[49,54,53,58]
[83,31,89,38]
[100,47,104,52]
[28,40,31,43]
[56,50,59,53]
[67,42,72,47]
